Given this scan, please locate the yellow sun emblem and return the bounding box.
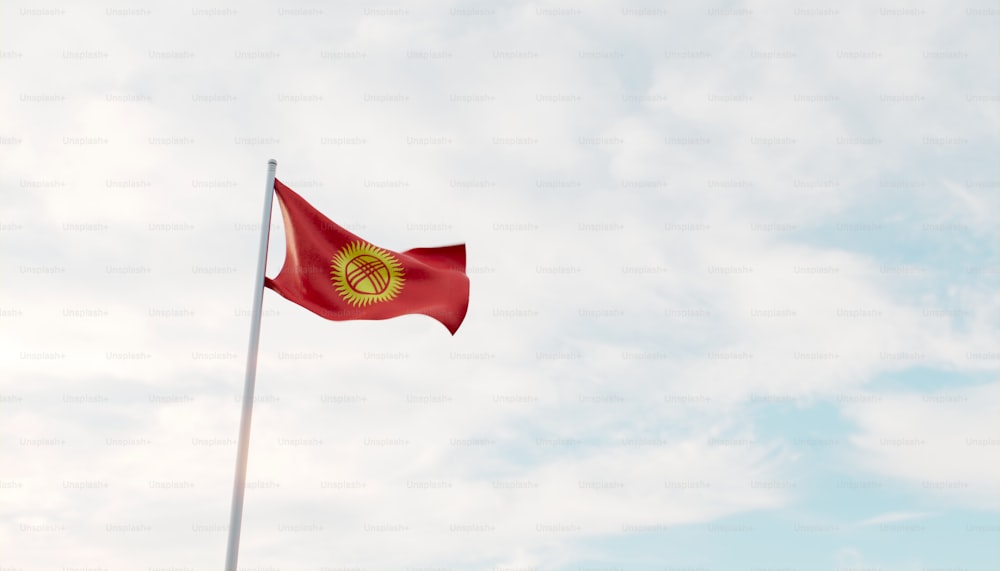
[330,241,405,306]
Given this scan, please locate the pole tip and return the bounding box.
[268,158,277,166]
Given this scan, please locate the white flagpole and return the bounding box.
[225,158,277,571]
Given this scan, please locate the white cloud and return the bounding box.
[842,383,1000,510]
[857,510,933,526]
[0,0,996,569]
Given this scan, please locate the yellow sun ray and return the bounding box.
[330,241,405,306]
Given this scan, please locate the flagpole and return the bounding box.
[225,158,277,571]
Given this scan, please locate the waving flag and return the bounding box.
[264,179,470,334]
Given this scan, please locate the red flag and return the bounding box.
[264,179,469,334]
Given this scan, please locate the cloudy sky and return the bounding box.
[1,1,997,570]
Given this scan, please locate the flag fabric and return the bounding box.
[263,179,470,334]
